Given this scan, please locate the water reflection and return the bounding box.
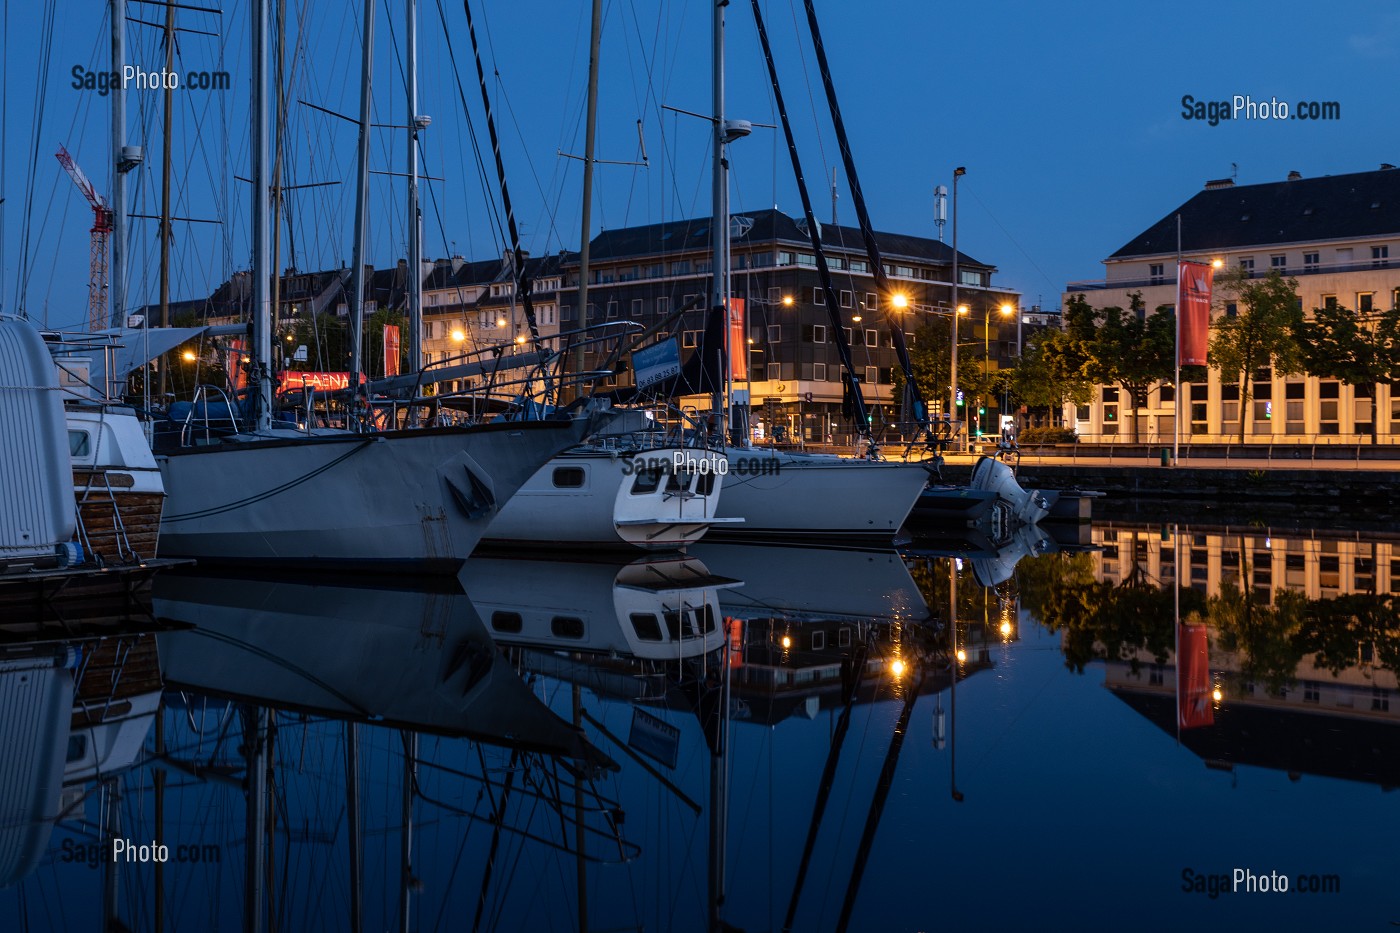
[1,522,1396,930]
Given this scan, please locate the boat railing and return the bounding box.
[182,384,243,446]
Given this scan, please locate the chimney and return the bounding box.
[1287,170,1302,181]
[1204,178,1235,190]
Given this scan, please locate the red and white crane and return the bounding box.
[55,144,113,332]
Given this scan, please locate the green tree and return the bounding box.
[1208,269,1304,443]
[1292,303,1400,442]
[1092,292,1177,443]
[893,319,954,418]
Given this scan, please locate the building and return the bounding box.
[567,208,1020,446]
[1065,165,1400,443]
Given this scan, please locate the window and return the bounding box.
[1321,294,1337,310]
[683,330,701,348]
[843,327,853,346]
[814,362,828,381]
[865,329,878,347]
[768,286,782,302]
[1225,302,1238,317]
[813,286,825,305]
[804,324,826,343]
[631,613,663,641]
[840,290,853,308]
[811,630,826,651]
[767,324,782,342]
[1271,254,1286,271]
[68,431,91,458]
[767,362,781,381]
[1373,245,1390,268]
[1149,263,1164,282]
[490,611,523,634]
[632,298,644,317]
[606,301,618,319]
[1358,292,1374,313]
[1372,688,1391,712]
[551,616,585,639]
[866,292,877,310]
[552,467,585,488]
[1304,251,1319,270]
[656,296,670,315]
[631,469,662,495]
[1239,257,1255,272]
[865,366,878,385]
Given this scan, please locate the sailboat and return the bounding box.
[154,0,607,572]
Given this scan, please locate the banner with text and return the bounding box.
[277,371,365,395]
[728,297,747,381]
[383,324,401,378]
[632,338,682,389]
[1176,261,1213,367]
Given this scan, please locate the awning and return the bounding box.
[63,325,245,395]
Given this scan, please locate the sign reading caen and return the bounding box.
[277,371,367,395]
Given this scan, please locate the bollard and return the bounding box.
[1160,447,1170,467]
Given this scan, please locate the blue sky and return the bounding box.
[3,0,1398,330]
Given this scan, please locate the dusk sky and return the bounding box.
[2,0,1397,331]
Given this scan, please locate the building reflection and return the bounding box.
[1036,521,1400,788]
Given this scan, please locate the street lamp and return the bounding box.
[950,166,966,446]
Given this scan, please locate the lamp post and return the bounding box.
[950,166,966,447]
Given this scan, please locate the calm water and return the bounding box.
[3,518,1397,931]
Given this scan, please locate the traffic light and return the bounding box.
[978,406,986,415]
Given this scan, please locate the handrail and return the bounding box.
[183,384,242,446]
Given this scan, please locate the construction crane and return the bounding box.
[55,144,113,332]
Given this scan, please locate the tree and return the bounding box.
[1292,303,1400,442]
[1092,292,1176,443]
[893,319,953,418]
[1208,269,1304,443]
[1010,329,1089,427]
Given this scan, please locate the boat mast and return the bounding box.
[710,0,730,434]
[349,0,375,418]
[110,0,128,329]
[405,0,423,375]
[157,0,175,400]
[571,0,602,400]
[250,0,273,432]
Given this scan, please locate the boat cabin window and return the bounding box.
[69,430,91,458]
[552,466,586,488]
[491,611,523,634]
[551,616,585,639]
[701,603,716,633]
[630,612,663,641]
[631,469,663,495]
[693,473,715,496]
[664,470,688,494]
[66,734,88,763]
[663,610,687,640]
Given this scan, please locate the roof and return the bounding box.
[585,207,994,270]
[1110,167,1400,259]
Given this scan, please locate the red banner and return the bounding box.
[1176,622,1215,730]
[1177,261,1213,367]
[728,298,746,381]
[226,339,247,393]
[277,371,365,395]
[383,324,402,378]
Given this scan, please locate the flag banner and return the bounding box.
[383,324,401,378]
[1177,261,1213,366]
[1176,621,1215,730]
[628,707,680,769]
[633,337,682,388]
[226,339,247,393]
[728,297,747,381]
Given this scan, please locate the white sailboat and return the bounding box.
[484,446,735,550]
[154,0,604,572]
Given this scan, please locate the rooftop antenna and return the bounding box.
[1231,162,1238,181]
[830,166,838,225]
[933,184,948,242]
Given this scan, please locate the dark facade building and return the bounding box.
[564,208,1020,445]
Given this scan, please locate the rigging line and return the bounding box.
[432,0,507,255]
[798,0,926,425]
[14,0,58,318]
[462,0,543,351]
[160,438,375,521]
[966,184,1059,294]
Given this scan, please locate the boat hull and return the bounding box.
[483,447,730,550]
[711,449,929,542]
[157,419,588,571]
